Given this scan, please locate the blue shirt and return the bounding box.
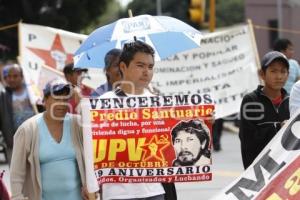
[38,114,82,200]
[284,59,300,94]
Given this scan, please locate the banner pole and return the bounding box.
[0,22,18,31]
[253,24,300,35]
[42,64,64,76]
[128,9,133,17]
[18,20,23,60]
[18,21,39,114]
[80,99,100,198]
[247,19,263,84]
[88,193,96,200]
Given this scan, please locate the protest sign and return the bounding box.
[211,111,300,200]
[81,93,214,184]
[153,24,260,118]
[18,23,105,103]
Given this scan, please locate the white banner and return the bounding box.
[153,25,260,118]
[18,23,105,103]
[211,111,300,200]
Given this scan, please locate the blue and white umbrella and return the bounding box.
[74,14,202,68]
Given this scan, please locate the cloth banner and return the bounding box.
[153,24,260,118]
[81,93,214,184]
[210,111,300,200]
[18,23,105,104]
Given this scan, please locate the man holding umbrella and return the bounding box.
[100,40,177,200]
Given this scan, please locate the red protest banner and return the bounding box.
[85,94,214,184]
[256,156,300,200]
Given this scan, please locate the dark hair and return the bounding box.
[63,62,74,76]
[273,38,292,52]
[104,49,122,71]
[63,62,87,76]
[119,40,155,67]
[104,49,122,81]
[171,119,210,158]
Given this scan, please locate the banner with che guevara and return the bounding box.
[81,93,214,184]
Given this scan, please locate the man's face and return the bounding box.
[261,60,289,91]
[173,130,201,165]
[107,57,121,85]
[120,52,154,92]
[5,68,23,90]
[66,71,83,86]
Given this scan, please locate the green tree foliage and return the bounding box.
[82,0,122,34]
[121,0,244,29]
[0,0,109,59]
[215,0,245,27]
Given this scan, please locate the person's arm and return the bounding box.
[73,87,82,113]
[289,80,300,117]
[72,115,100,199]
[294,60,300,81]
[10,126,29,200]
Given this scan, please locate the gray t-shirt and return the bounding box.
[12,88,35,130]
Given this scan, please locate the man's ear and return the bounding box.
[119,61,126,75]
[258,69,265,80]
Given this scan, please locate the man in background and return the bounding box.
[63,62,90,113]
[273,38,300,94]
[0,64,35,164]
[91,48,122,97]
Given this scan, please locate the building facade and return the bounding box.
[245,0,300,60]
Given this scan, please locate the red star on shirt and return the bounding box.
[27,34,73,70]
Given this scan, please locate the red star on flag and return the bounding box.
[28,34,73,70]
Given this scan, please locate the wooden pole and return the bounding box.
[18,20,23,61]
[17,21,39,114]
[209,0,215,32]
[128,9,135,41]
[88,193,97,200]
[0,22,18,31]
[248,19,263,84]
[253,24,300,35]
[128,9,133,17]
[42,64,64,76]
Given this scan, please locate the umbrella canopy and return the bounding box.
[74,14,202,68]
